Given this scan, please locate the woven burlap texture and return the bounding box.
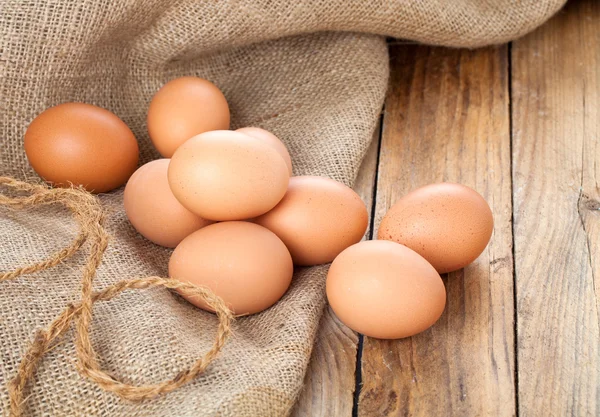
[0,1,565,416]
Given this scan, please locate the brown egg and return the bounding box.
[147,76,230,157]
[24,102,139,193]
[326,240,446,339]
[254,176,369,266]
[236,127,293,175]
[168,130,289,221]
[169,221,293,315]
[378,183,494,274]
[124,159,212,248]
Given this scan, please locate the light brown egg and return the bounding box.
[378,182,494,274]
[326,240,446,339]
[169,221,293,315]
[147,76,230,157]
[236,127,293,176]
[24,102,139,193]
[123,159,212,248]
[254,176,368,266]
[168,130,289,221]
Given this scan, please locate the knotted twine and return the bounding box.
[0,176,234,417]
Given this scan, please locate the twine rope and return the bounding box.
[0,176,234,417]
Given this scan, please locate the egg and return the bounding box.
[169,221,293,315]
[378,182,494,273]
[24,102,139,193]
[123,159,212,248]
[236,127,293,175]
[147,76,230,157]
[326,240,446,339]
[254,176,368,266]
[168,130,289,221]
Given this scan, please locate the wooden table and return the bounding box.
[293,0,600,415]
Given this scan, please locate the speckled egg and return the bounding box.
[378,183,493,273]
[236,127,293,176]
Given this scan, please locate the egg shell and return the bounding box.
[254,176,368,266]
[378,182,494,274]
[169,221,293,315]
[24,102,139,193]
[236,127,293,176]
[326,240,446,339]
[168,130,289,221]
[147,76,230,157]
[124,159,212,248]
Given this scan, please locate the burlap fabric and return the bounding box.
[0,1,565,415]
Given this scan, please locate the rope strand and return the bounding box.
[0,176,233,417]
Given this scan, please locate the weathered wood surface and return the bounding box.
[511,0,600,415]
[358,44,515,416]
[295,2,600,415]
[292,125,380,417]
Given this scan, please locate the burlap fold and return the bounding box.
[0,1,565,415]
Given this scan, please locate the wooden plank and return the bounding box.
[511,1,600,415]
[359,45,515,416]
[292,124,380,417]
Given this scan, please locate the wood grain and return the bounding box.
[292,124,380,417]
[358,45,515,416]
[511,0,600,415]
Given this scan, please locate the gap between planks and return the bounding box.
[291,122,381,417]
[294,2,600,415]
[511,0,600,415]
[358,43,515,417]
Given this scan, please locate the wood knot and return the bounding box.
[579,192,600,211]
[584,198,600,211]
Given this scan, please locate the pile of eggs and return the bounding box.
[23,76,493,340]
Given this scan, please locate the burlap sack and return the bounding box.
[0,1,565,415]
